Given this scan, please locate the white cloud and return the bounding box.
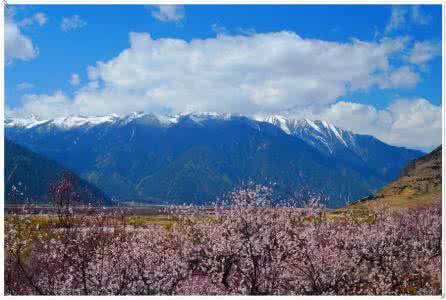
[64,32,415,116]
[60,15,87,31]
[211,24,228,35]
[385,6,407,34]
[16,82,34,91]
[34,13,48,26]
[385,5,432,34]
[411,5,432,25]
[151,5,185,22]
[300,99,441,150]
[5,105,20,118]
[236,27,257,36]
[18,91,77,119]
[5,19,38,64]
[70,73,81,86]
[11,31,439,149]
[378,66,419,89]
[409,41,441,65]
[19,12,48,27]
[13,32,418,115]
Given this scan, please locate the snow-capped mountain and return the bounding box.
[258,114,425,181]
[5,112,234,130]
[5,112,147,129]
[5,111,353,145]
[259,115,357,155]
[4,112,377,158]
[5,112,368,167]
[5,112,423,207]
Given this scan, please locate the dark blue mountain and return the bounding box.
[263,116,424,182]
[5,112,423,208]
[5,139,111,205]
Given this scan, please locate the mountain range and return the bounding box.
[5,139,111,205]
[5,112,424,208]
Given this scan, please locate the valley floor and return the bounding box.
[5,189,441,296]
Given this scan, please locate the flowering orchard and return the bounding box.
[5,182,441,295]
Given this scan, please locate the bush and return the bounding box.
[4,185,441,295]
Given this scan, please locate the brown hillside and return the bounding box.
[349,146,442,209]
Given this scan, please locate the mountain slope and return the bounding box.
[260,115,423,182]
[5,139,111,205]
[350,145,442,209]
[134,117,385,206]
[5,112,423,207]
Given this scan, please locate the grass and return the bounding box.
[5,206,383,231]
[345,190,441,211]
[127,215,175,227]
[7,188,441,232]
[5,214,176,229]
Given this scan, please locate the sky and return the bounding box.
[5,4,443,151]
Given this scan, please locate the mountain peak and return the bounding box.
[5,111,239,130]
[5,112,424,207]
[258,115,353,150]
[5,114,120,129]
[6,111,362,156]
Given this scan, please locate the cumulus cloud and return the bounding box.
[10,31,440,149]
[63,31,416,116]
[411,5,432,25]
[16,82,34,91]
[211,23,228,35]
[409,41,441,65]
[151,5,185,22]
[385,5,432,34]
[60,15,87,31]
[18,91,77,119]
[12,32,420,114]
[5,19,38,64]
[70,73,81,86]
[19,12,48,27]
[236,27,257,36]
[5,105,20,118]
[385,6,407,34]
[299,99,441,150]
[35,13,48,26]
[212,24,257,36]
[377,66,419,89]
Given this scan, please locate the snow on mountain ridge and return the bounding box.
[258,114,355,150]
[294,119,358,154]
[5,112,238,129]
[5,114,120,129]
[5,111,353,149]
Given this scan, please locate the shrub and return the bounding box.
[4,185,441,295]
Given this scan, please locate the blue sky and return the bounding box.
[5,4,443,150]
